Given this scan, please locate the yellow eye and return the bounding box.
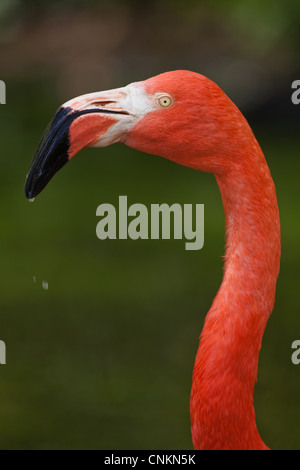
[157,95,173,108]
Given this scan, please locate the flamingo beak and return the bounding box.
[24,89,132,200]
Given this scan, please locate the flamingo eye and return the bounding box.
[157,94,173,108]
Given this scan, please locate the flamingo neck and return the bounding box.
[190,144,281,450]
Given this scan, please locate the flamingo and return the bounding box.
[25,70,281,450]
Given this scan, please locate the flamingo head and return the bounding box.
[25,70,246,200]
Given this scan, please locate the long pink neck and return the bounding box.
[190,142,281,450]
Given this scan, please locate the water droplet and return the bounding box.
[42,280,48,290]
[33,276,36,283]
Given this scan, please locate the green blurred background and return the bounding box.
[0,0,300,450]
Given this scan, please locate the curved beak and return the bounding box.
[25,88,133,199]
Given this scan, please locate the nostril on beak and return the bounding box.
[94,100,116,107]
[91,101,130,115]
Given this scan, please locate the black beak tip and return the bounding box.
[24,106,75,200]
[25,189,32,201]
[24,180,38,200]
[24,156,68,200]
[24,105,103,200]
[24,166,48,200]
